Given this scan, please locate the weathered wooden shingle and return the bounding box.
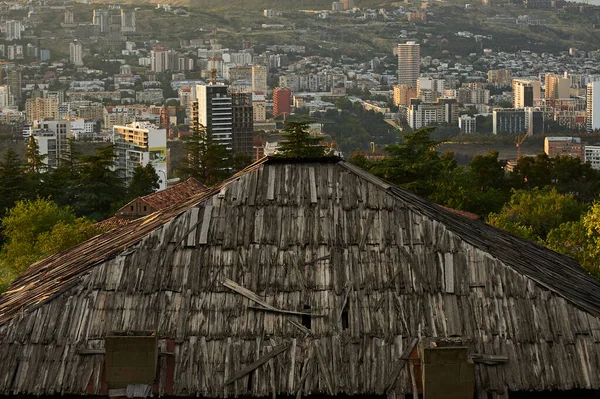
[0,158,600,398]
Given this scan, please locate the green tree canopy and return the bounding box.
[0,149,26,218]
[128,163,160,199]
[369,127,450,197]
[72,145,126,221]
[276,121,327,158]
[177,126,233,186]
[0,198,101,291]
[488,187,587,242]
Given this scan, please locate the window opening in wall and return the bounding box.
[302,305,311,329]
[341,302,349,330]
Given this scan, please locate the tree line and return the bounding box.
[0,127,253,291]
[351,127,600,278]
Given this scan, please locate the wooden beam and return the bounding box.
[223,278,324,317]
[224,342,291,385]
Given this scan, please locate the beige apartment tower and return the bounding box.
[545,74,570,99]
[25,97,59,123]
[397,41,420,88]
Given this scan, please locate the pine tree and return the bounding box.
[128,163,160,199]
[72,145,126,221]
[177,126,233,186]
[0,149,26,218]
[25,136,47,174]
[276,121,326,158]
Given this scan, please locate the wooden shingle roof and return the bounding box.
[0,158,599,324]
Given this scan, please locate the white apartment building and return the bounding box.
[587,81,600,132]
[113,122,167,190]
[458,115,477,134]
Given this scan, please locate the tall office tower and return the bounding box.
[273,87,291,118]
[64,10,74,24]
[5,20,21,41]
[397,41,420,88]
[150,46,169,73]
[191,84,233,148]
[545,74,570,99]
[251,65,268,94]
[92,9,110,33]
[7,70,22,102]
[587,81,600,132]
[512,79,541,108]
[25,98,59,123]
[69,41,83,66]
[113,122,167,190]
[231,91,254,157]
[120,9,136,33]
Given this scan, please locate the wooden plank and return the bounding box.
[267,166,276,201]
[224,342,291,385]
[222,278,324,318]
[309,167,318,204]
[186,207,200,247]
[198,206,213,245]
[384,337,419,393]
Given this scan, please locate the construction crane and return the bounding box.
[516,125,533,159]
[209,56,217,84]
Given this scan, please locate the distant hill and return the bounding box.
[91,0,387,11]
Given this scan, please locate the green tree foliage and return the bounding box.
[24,136,48,198]
[177,126,233,186]
[0,149,25,219]
[369,128,448,197]
[277,121,327,158]
[0,198,101,291]
[72,145,126,221]
[232,152,253,173]
[488,187,587,242]
[128,163,160,199]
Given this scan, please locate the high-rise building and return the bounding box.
[393,84,417,106]
[0,86,11,107]
[113,122,167,190]
[407,98,456,129]
[252,93,267,122]
[31,132,58,169]
[26,98,59,123]
[493,108,526,135]
[525,107,544,135]
[251,65,268,94]
[544,137,583,159]
[5,21,21,41]
[231,91,254,157]
[512,79,541,108]
[120,9,136,32]
[587,81,600,132]
[191,84,233,148]
[69,41,83,66]
[545,74,570,99]
[397,41,420,88]
[92,9,110,33]
[273,87,291,118]
[458,115,477,134]
[341,0,355,9]
[416,77,445,101]
[7,70,21,102]
[64,10,74,24]
[35,120,72,164]
[487,69,511,87]
[150,46,169,73]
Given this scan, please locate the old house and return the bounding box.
[1,157,600,399]
[98,177,207,229]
